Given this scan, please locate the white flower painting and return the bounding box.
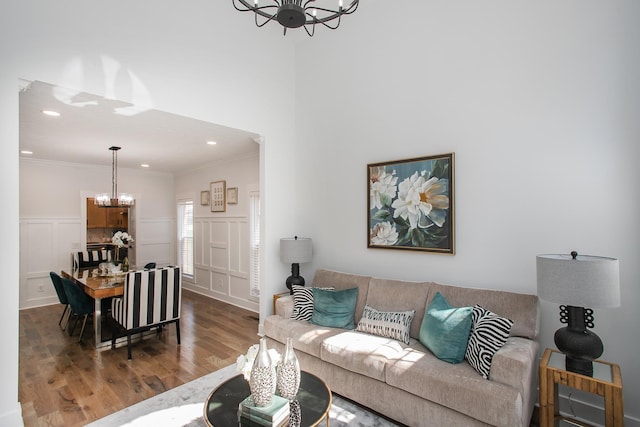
[368,154,454,253]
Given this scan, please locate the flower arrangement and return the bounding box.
[236,344,281,381]
[112,231,134,248]
[112,231,134,262]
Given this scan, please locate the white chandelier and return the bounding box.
[232,0,359,36]
[95,146,135,207]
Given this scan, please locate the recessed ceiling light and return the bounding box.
[21,150,33,155]
[207,141,217,145]
[141,164,150,168]
[41,110,61,117]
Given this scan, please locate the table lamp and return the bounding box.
[280,236,313,294]
[536,251,620,376]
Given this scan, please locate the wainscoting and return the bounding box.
[185,216,258,313]
[19,217,175,309]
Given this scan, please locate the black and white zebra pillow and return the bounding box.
[290,285,334,321]
[465,305,513,379]
[356,305,415,345]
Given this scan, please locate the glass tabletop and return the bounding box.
[203,371,331,427]
[548,351,612,382]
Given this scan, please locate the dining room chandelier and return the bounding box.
[95,146,135,207]
[232,0,359,36]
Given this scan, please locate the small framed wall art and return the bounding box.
[368,152,455,254]
[210,180,226,212]
[200,190,210,206]
[227,187,238,204]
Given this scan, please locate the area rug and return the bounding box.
[87,364,400,427]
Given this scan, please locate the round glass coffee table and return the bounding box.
[203,370,331,427]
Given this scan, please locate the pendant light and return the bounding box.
[95,146,135,207]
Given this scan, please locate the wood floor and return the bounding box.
[19,289,260,427]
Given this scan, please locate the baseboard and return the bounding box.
[0,402,24,427]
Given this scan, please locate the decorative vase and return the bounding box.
[249,338,276,407]
[277,337,301,400]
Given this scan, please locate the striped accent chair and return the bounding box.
[73,249,112,268]
[110,267,182,359]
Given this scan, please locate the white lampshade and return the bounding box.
[536,253,620,308]
[280,237,312,264]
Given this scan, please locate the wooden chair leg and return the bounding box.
[175,320,181,345]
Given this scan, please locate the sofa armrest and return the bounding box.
[276,295,294,318]
[489,337,540,426]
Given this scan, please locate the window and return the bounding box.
[177,200,194,277]
[249,191,260,298]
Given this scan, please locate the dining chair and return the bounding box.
[72,249,112,269]
[110,266,182,359]
[49,272,70,330]
[61,277,95,343]
[143,262,156,269]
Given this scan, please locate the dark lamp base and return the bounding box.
[554,305,603,377]
[285,263,305,295]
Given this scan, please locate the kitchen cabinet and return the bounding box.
[107,208,128,228]
[86,198,128,229]
[86,199,107,228]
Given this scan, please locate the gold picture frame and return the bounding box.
[368,153,455,254]
[200,190,210,206]
[227,187,238,204]
[210,180,226,212]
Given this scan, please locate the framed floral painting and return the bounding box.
[368,153,455,254]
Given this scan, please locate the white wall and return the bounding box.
[19,159,176,309]
[175,152,260,311]
[2,0,296,423]
[294,1,640,424]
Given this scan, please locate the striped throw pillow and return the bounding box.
[290,285,333,321]
[465,305,513,379]
[356,305,416,345]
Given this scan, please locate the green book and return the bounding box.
[238,412,290,427]
[238,394,290,424]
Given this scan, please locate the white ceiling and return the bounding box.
[19,81,260,174]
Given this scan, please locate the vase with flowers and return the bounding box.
[236,339,280,407]
[111,231,134,265]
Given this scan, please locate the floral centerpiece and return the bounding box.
[111,231,134,261]
[236,343,281,381]
[237,341,282,406]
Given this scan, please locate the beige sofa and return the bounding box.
[264,269,539,427]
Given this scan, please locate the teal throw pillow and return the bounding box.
[419,291,473,364]
[309,287,359,329]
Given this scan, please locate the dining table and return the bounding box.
[61,267,125,348]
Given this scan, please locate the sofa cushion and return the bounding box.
[310,287,359,329]
[356,305,415,345]
[311,269,371,323]
[465,305,514,379]
[386,348,522,426]
[365,278,432,340]
[321,331,406,382]
[419,292,473,364]
[290,285,334,321]
[263,316,344,358]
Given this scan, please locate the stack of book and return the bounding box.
[237,394,290,427]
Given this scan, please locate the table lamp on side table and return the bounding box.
[280,236,313,295]
[536,251,620,377]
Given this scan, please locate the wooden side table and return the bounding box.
[273,291,290,314]
[539,348,624,427]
